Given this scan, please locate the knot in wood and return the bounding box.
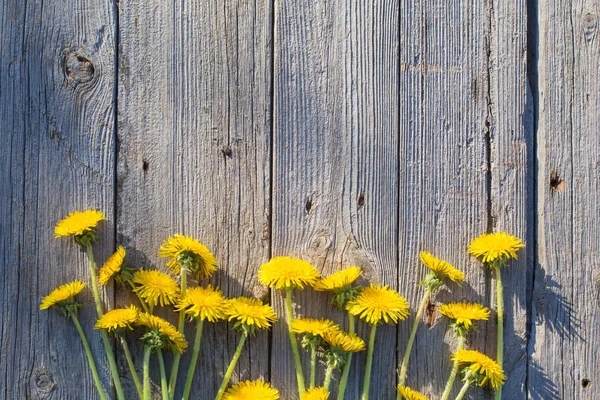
[583,13,597,43]
[62,50,95,85]
[32,367,55,393]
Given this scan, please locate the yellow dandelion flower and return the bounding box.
[40,281,86,310]
[95,305,139,333]
[99,246,126,285]
[452,349,505,391]
[258,256,320,290]
[158,234,217,279]
[323,329,366,353]
[438,302,490,330]
[223,379,280,400]
[54,210,105,238]
[226,297,278,330]
[468,232,525,264]
[291,318,339,338]
[313,266,362,291]
[137,313,188,354]
[301,387,330,400]
[175,285,229,322]
[419,251,465,283]
[346,284,409,325]
[397,385,428,400]
[132,270,180,307]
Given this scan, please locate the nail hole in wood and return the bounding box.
[142,160,149,172]
[550,170,564,191]
[222,146,232,158]
[357,192,365,209]
[426,300,436,328]
[305,198,312,213]
[582,379,591,388]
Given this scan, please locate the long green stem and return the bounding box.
[143,346,152,400]
[455,378,471,400]
[361,324,377,400]
[285,288,306,396]
[337,314,355,400]
[310,343,317,389]
[215,333,247,400]
[323,365,334,391]
[182,319,205,400]
[128,280,150,314]
[86,244,126,400]
[398,289,430,389]
[71,314,109,400]
[168,271,188,400]
[495,265,504,400]
[158,351,169,400]
[440,336,466,400]
[121,338,143,399]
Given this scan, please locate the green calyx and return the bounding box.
[419,272,444,292]
[141,329,166,352]
[74,229,99,247]
[332,286,363,309]
[60,302,83,319]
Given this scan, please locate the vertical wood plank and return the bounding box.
[0,0,116,398]
[117,0,273,397]
[272,1,399,398]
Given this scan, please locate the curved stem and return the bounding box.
[214,333,247,400]
[495,265,504,400]
[323,365,334,391]
[285,288,306,396]
[399,289,430,389]
[361,324,377,400]
[310,343,317,389]
[182,319,205,400]
[158,351,169,400]
[455,378,471,400]
[143,346,152,400]
[168,271,188,400]
[71,314,109,400]
[121,337,143,399]
[128,280,150,314]
[337,314,355,400]
[440,336,466,400]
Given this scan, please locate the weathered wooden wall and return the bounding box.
[1,0,599,399]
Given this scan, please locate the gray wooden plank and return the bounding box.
[271,1,399,398]
[530,0,600,398]
[0,0,116,398]
[117,0,273,397]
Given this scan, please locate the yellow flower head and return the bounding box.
[301,387,330,400]
[323,329,366,353]
[40,281,86,310]
[175,285,229,322]
[95,305,139,333]
[223,379,280,400]
[452,349,505,391]
[346,284,409,325]
[291,318,339,338]
[137,312,188,354]
[258,256,320,290]
[132,270,180,307]
[99,246,126,285]
[313,266,362,291]
[397,385,428,400]
[159,234,217,279]
[54,210,105,238]
[226,297,278,332]
[438,302,490,330]
[419,251,465,284]
[468,232,524,264]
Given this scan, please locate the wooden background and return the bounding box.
[1,0,598,398]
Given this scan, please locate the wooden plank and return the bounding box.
[530,0,600,398]
[117,0,273,397]
[271,1,399,398]
[0,0,116,398]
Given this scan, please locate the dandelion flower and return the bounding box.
[346,284,409,325]
[95,305,139,333]
[159,234,217,279]
[323,329,366,353]
[452,349,505,391]
[226,297,278,330]
[291,318,339,338]
[419,251,465,284]
[40,281,86,309]
[137,312,188,354]
[132,270,180,307]
[301,387,330,400]
[438,302,490,330]
[258,256,320,290]
[468,232,524,264]
[175,285,229,322]
[313,266,362,291]
[54,210,105,238]
[99,246,126,285]
[397,385,428,400]
[223,379,280,400]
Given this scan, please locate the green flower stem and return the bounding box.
[495,264,504,400]
[143,346,152,400]
[361,324,377,400]
[168,271,188,400]
[85,244,126,400]
[285,288,306,396]
[182,319,205,400]
[455,371,474,400]
[71,314,109,400]
[310,343,317,389]
[337,314,356,400]
[440,336,466,400]
[398,289,431,388]
[121,337,143,399]
[127,280,150,314]
[158,350,169,400]
[214,333,248,400]
[323,365,334,391]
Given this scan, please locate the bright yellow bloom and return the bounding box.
[291,318,339,337]
[40,281,86,309]
[397,385,428,400]
[313,266,362,291]
[99,246,126,285]
[175,285,228,322]
[137,313,188,354]
[419,251,465,283]
[452,349,505,391]
[438,302,490,330]
[258,256,320,290]
[301,387,329,400]
[95,305,139,333]
[223,379,280,400]
[54,210,105,238]
[159,234,217,279]
[323,329,365,353]
[468,232,524,264]
[226,297,278,330]
[346,284,409,325]
[132,270,180,307]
